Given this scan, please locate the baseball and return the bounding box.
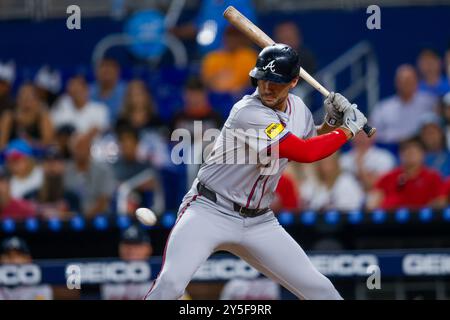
[135,208,157,226]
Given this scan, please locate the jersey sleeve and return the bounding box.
[230,105,290,152]
[303,106,317,138]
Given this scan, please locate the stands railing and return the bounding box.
[296,40,379,120]
[116,169,166,216]
[90,0,188,68]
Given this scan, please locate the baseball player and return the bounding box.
[144,44,367,300]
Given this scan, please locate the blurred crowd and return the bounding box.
[0,21,449,223]
[277,47,450,214]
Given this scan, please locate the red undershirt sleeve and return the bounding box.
[277,129,348,163]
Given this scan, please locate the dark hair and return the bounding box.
[99,57,120,69]
[399,136,425,151]
[185,76,205,91]
[116,124,139,142]
[69,74,88,86]
[418,47,441,59]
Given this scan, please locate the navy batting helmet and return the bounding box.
[249,43,301,86]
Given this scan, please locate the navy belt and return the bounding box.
[197,182,270,218]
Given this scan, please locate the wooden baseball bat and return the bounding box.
[223,6,376,138]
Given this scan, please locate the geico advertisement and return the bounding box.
[192,255,379,280]
[0,264,41,286]
[403,254,450,276]
[310,254,379,276]
[67,261,151,284]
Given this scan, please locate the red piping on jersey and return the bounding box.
[143,195,198,300]
[278,129,348,163]
[256,176,270,209]
[245,176,262,208]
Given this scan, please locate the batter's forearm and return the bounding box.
[316,122,336,135]
[278,129,349,163]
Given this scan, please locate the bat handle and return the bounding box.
[363,124,376,137]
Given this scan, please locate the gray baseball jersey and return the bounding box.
[144,90,342,300]
[197,89,316,209]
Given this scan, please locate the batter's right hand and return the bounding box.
[341,107,367,138]
[329,92,356,113]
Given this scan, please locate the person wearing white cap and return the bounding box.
[0,237,53,300]
[34,66,62,107]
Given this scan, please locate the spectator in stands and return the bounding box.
[419,115,450,177]
[0,168,36,221]
[201,26,258,94]
[90,58,126,123]
[54,125,76,160]
[340,132,396,191]
[119,224,153,261]
[447,177,450,203]
[5,139,43,199]
[34,66,62,108]
[367,137,447,210]
[172,76,223,135]
[172,76,223,185]
[51,75,109,137]
[370,64,438,144]
[0,237,53,300]
[272,173,301,214]
[0,237,32,264]
[0,60,15,116]
[64,133,116,218]
[273,21,316,75]
[116,80,164,133]
[24,147,80,219]
[300,153,365,211]
[115,80,171,169]
[101,224,153,300]
[442,92,450,150]
[0,83,54,149]
[417,48,450,97]
[114,127,149,182]
[113,126,164,215]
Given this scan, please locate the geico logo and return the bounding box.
[78,261,150,283]
[403,254,450,276]
[0,264,41,286]
[193,259,260,280]
[310,255,379,276]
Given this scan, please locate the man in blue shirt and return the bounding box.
[417,48,450,97]
[90,58,127,124]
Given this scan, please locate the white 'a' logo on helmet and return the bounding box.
[262,60,276,72]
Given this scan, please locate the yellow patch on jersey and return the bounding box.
[265,123,285,139]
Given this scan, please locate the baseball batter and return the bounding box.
[144,44,368,300]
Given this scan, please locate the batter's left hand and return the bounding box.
[324,92,343,127]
